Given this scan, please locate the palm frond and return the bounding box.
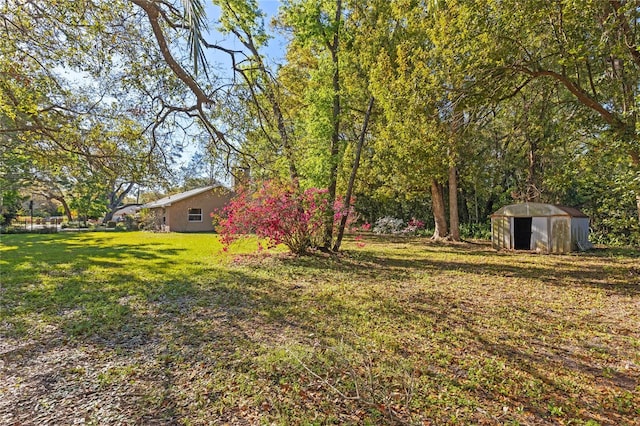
[181,0,208,75]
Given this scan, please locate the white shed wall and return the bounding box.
[571,217,590,250]
[550,217,572,253]
[491,216,511,249]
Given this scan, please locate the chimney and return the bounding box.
[232,166,250,190]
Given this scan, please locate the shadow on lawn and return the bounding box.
[1,233,283,424]
[1,231,281,343]
[247,240,638,422]
[285,239,640,296]
[2,234,637,424]
[273,249,638,423]
[414,289,638,424]
[310,311,621,418]
[3,233,184,333]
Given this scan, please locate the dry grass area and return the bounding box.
[0,232,639,425]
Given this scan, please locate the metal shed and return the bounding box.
[491,203,591,253]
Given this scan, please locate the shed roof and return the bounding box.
[492,202,588,218]
[143,185,223,209]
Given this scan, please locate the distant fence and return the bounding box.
[11,217,63,232]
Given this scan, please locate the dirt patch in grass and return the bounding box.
[1,233,638,425]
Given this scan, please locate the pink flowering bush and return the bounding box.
[215,180,354,254]
[404,218,425,234]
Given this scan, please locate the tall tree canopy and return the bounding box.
[484,0,640,220]
[1,0,638,245]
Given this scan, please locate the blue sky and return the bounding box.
[203,0,288,72]
[167,1,290,180]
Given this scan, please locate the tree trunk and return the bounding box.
[484,194,496,220]
[322,0,343,250]
[526,136,541,202]
[431,179,448,239]
[632,149,640,223]
[333,96,374,252]
[59,198,73,221]
[104,182,135,223]
[459,187,470,224]
[527,141,535,199]
[448,166,460,241]
[448,108,462,240]
[103,210,115,223]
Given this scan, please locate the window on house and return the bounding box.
[188,208,202,222]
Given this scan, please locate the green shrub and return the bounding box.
[36,227,58,234]
[460,223,492,240]
[62,221,84,229]
[0,226,27,234]
[0,226,58,234]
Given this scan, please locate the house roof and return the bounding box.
[492,202,588,218]
[143,185,222,209]
[112,204,142,216]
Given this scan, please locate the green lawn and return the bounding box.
[1,232,638,425]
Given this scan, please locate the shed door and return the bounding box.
[513,217,532,250]
[531,217,548,252]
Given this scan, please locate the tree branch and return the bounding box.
[130,0,212,106]
[513,66,625,130]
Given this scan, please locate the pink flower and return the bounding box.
[216,179,360,254]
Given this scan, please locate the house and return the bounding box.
[111,204,142,221]
[142,185,233,232]
[491,202,591,253]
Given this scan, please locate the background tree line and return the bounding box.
[2,0,639,246]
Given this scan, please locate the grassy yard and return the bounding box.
[0,232,638,425]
